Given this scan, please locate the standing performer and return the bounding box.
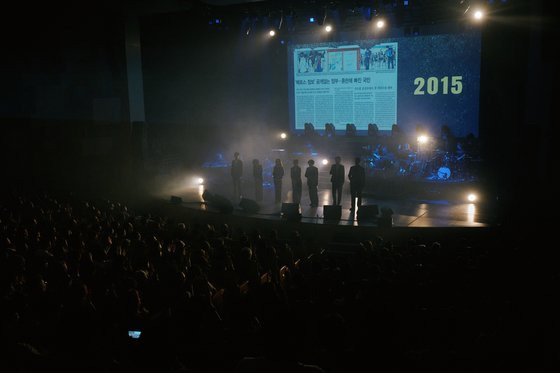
[305,159,319,207]
[291,159,302,204]
[252,159,263,202]
[348,157,366,211]
[231,152,243,201]
[329,156,345,206]
[272,159,284,204]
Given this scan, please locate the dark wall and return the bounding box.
[140,10,289,143]
[477,1,553,228]
[0,4,133,193]
[0,4,129,123]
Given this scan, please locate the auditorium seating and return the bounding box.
[0,191,536,372]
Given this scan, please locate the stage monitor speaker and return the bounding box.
[212,193,234,214]
[357,205,379,221]
[202,190,214,202]
[281,203,301,220]
[323,205,342,220]
[239,198,260,214]
[202,190,233,214]
[378,206,394,228]
[170,196,182,204]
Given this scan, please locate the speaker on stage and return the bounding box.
[281,203,301,220]
[378,206,394,228]
[239,198,260,214]
[357,205,379,221]
[323,205,342,221]
[202,190,234,214]
[170,196,182,204]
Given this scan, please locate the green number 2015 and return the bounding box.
[414,76,463,95]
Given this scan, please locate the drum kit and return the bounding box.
[364,148,474,181]
[422,150,475,181]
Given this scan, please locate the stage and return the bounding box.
[160,181,495,229]
[150,131,494,229]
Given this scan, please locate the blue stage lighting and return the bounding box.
[309,17,315,23]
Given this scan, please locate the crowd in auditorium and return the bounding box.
[0,190,552,372]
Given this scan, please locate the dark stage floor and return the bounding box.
[158,177,495,228]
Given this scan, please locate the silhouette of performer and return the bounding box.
[305,159,319,207]
[348,157,366,211]
[330,156,345,205]
[231,152,243,201]
[291,159,302,204]
[272,159,284,204]
[252,159,263,202]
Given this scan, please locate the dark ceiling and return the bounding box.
[202,0,264,5]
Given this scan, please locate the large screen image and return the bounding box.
[289,32,480,137]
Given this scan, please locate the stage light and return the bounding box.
[280,132,287,139]
[269,29,276,37]
[197,177,204,185]
[309,17,315,23]
[467,193,477,202]
[473,9,484,21]
[322,159,329,165]
[376,19,385,29]
[417,135,429,144]
[325,25,332,32]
